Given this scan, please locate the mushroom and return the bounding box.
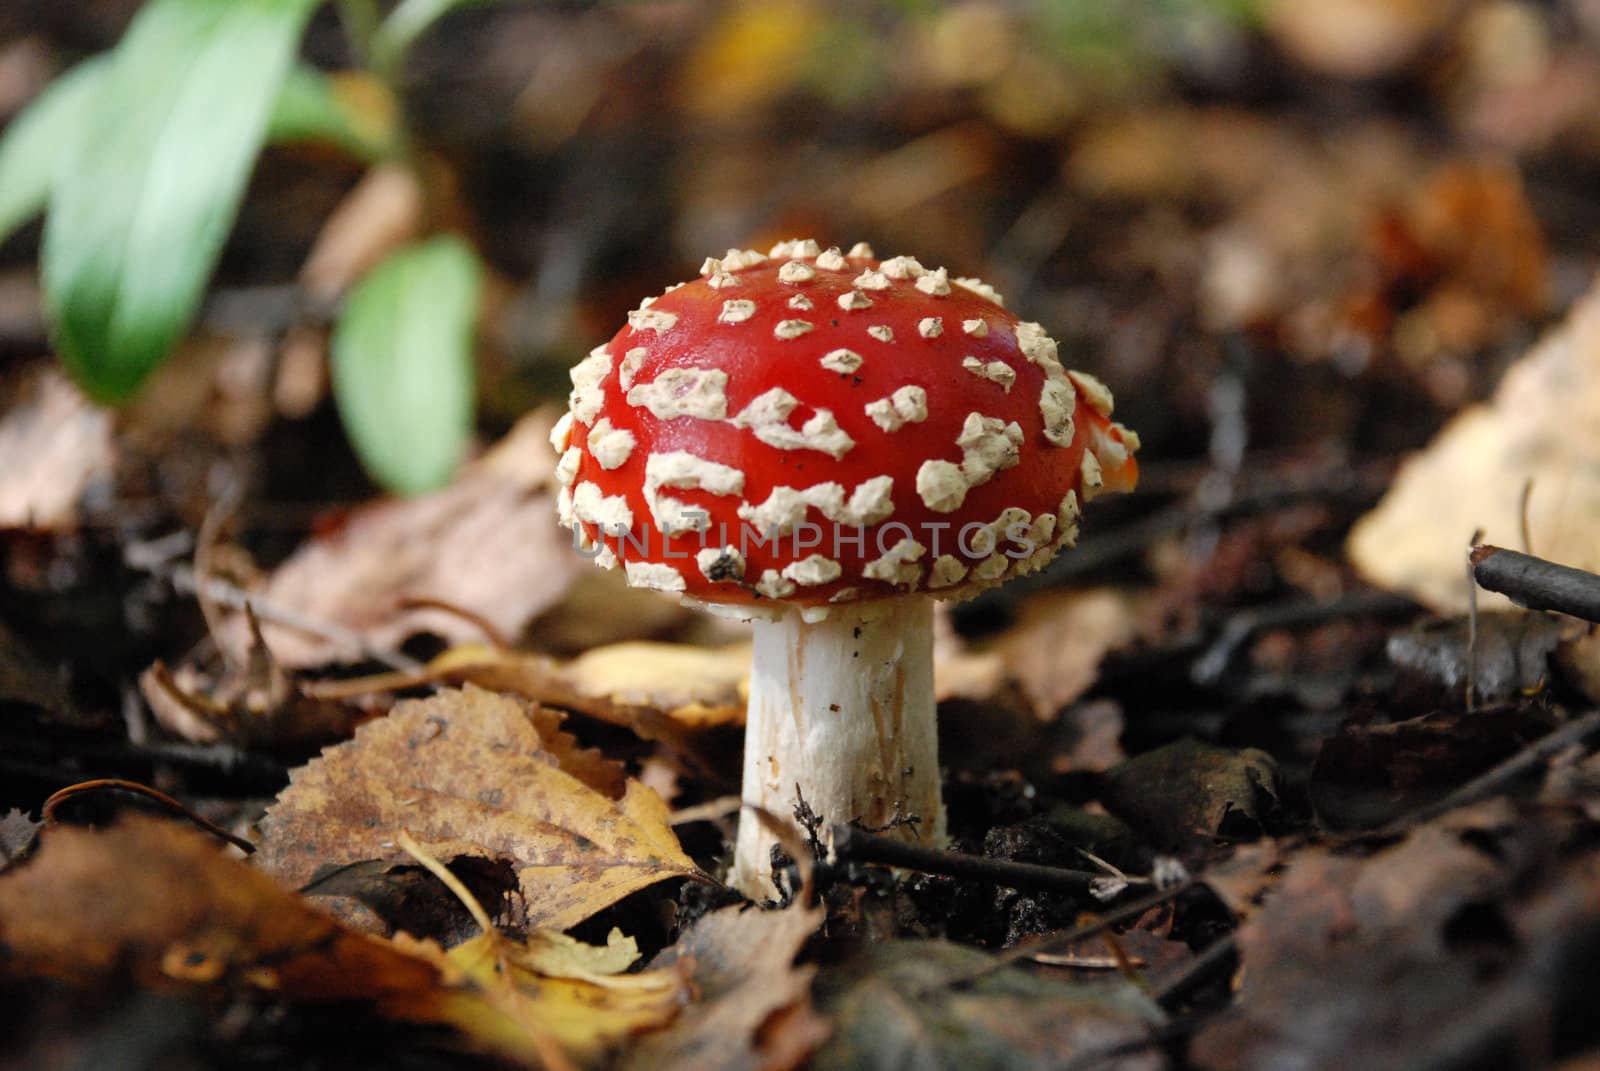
[554,239,1139,897]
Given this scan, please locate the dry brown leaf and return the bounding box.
[622,903,828,1071]
[233,411,579,667]
[257,686,700,931]
[988,588,1142,720]
[1349,278,1600,612]
[0,364,113,532]
[0,815,444,997]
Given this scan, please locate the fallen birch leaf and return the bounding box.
[1349,278,1600,612]
[228,410,578,667]
[257,686,700,931]
[623,903,828,1071]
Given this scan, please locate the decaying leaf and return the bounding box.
[623,903,828,1071]
[1310,704,1558,831]
[1101,739,1282,850]
[257,686,700,931]
[1349,278,1600,613]
[228,410,578,667]
[0,815,444,998]
[813,939,1166,1071]
[0,815,688,1068]
[1190,802,1560,1071]
[428,641,751,731]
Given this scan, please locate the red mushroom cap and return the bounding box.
[553,240,1139,617]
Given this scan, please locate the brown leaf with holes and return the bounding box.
[622,903,828,1071]
[257,686,699,931]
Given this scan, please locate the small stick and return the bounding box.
[1467,529,1484,713]
[830,823,1147,898]
[914,881,1195,996]
[42,778,256,854]
[1518,478,1535,557]
[1380,708,1600,834]
[1470,545,1600,625]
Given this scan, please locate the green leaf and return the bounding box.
[41,0,320,403]
[267,65,396,161]
[331,237,482,495]
[0,57,107,249]
[1,58,391,255]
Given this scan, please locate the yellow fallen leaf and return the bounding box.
[563,641,749,729]
[393,830,688,1069]
[440,929,688,1066]
[257,686,702,931]
[1349,278,1600,612]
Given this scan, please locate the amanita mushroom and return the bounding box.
[553,239,1139,897]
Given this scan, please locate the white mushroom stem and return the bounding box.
[731,597,945,898]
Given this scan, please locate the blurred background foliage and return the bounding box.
[0,0,1596,500]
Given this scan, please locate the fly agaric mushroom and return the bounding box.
[553,239,1138,897]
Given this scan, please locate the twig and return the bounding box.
[42,778,256,854]
[1190,590,1416,686]
[397,596,511,648]
[829,823,1147,899]
[1379,708,1600,835]
[1471,545,1600,624]
[913,881,1195,996]
[165,562,423,674]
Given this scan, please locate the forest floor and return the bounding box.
[6,3,1600,1069]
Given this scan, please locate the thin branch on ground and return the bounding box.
[1471,545,1600,624]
